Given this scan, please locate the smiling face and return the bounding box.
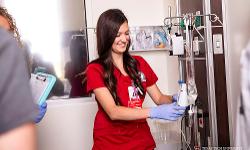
[111,21,130,55]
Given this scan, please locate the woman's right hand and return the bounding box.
[149,103,186,121]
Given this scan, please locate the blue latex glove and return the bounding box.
[149,102,186,121]
[35,102,47,123]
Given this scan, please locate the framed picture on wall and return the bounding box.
[129,26,171,52]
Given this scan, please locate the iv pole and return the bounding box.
[164,7,223,147]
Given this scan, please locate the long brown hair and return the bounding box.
[0,7,22,47]
[90,9,145,105]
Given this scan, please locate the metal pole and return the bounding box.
[176,0,181,35]
[203,0,218,146]
[175,0,185,82]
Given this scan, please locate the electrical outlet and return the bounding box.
[193,36,199,55]
[213,34,223,54]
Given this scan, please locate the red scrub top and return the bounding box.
[86,55,158,150]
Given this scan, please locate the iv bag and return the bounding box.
[185,45,198,104]
[183,16,198,105]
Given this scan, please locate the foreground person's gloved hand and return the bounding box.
[35,102,47,123]
[149,102,186,121]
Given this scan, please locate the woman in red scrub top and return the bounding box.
[86,9,186,150]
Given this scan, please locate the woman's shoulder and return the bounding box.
[131,55,147,64]
[87,62,101,67]
[86,61,103,72]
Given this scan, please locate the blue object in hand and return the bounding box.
[149,102,186,121]
[35,102,47,123]
[172,93,178,102]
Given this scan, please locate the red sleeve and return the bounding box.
[134,56,158,87]
[86,63,106,93]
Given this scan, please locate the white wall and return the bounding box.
[59,0,85,31]
[222,0,250,145]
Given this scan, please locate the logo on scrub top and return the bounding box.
[139,72,146,82]
[128,83,142,108]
